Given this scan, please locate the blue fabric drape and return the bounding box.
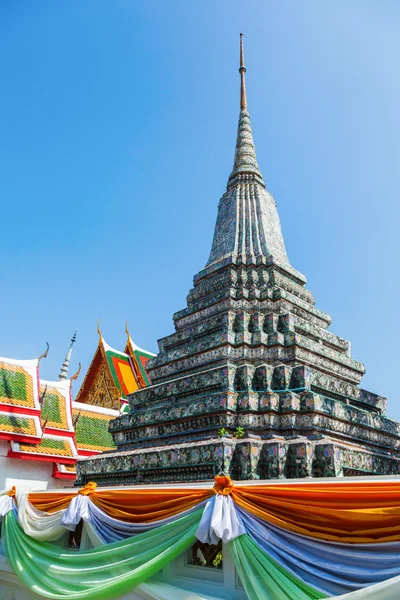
[238,507,400,596]
[88,499,208,544]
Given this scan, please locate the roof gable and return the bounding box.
[103,345,139,398]
[75,336,140,406]
[125,336,155,387]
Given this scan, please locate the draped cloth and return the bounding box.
[2,507,203,600]
[230,534,327,600]
[196,494,246,544]
[62,493,209,543]
[30,487,213,522]
[16,488,67,541]
[4,478,400,600]
[0,495,14,517]
[238,508,400,596]
[232,481,400,542]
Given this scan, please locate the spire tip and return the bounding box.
[239,33,247,110]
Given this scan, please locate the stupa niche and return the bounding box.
[77,35,400,486]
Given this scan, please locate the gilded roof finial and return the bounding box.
[240,33,247,111]
[97,319,103,342]
[58,331,77,380]
[125,320,130,338]
[70,362,81,382]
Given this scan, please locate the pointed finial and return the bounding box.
[97,319,103,341]
[58,331,77,380]
[239,33,247,111]
[125,320,130,338]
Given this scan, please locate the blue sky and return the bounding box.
[1,1,400,419]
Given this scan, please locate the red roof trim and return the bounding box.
[7,450,76,465]
[77,449,102,456]
[0,432,41,444]
[0,405,41,416]
[54,471,76,480]
[52,464,76,480]
[44,427,75,438]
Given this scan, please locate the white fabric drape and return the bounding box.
[0,495,14,516]
[16,488,66,541]
[196,494,246,544]
[61,494,90,530]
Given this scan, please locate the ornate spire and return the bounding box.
[227,33,264,189]
[58,331,77,381]
[206,34,304,281]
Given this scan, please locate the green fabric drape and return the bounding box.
[3,508,202,600]
[230,534,327,600]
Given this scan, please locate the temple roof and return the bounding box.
[40,378,75,435]
[125,331,155,388]
[9,435,78,463]
[103,339,138,398]
[0,356,41,412]
[0,355,43,443]
[0,326,154,480]
[8,375,78,463]
[0,345,123,479]
[75,330,153,405]
[0,412,42,443]
[72,402,117,454]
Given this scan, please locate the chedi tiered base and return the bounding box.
[77,36,400,486]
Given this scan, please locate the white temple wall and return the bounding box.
[0,441,74,491]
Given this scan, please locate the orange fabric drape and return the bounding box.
[29,487,213,522]
[90,488,213,522]
[29,479,400,541]
[233,481,400,543]
[29,492,76,512]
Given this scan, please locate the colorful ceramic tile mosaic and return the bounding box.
[73,408,117,453]
[12,436,75,458]
[40,385,70,431]
[0,361,36,408]
[0,412,37,436]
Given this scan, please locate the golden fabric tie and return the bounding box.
[213,475,234,496]
[78,481,97,496]
[7,486,16,498]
